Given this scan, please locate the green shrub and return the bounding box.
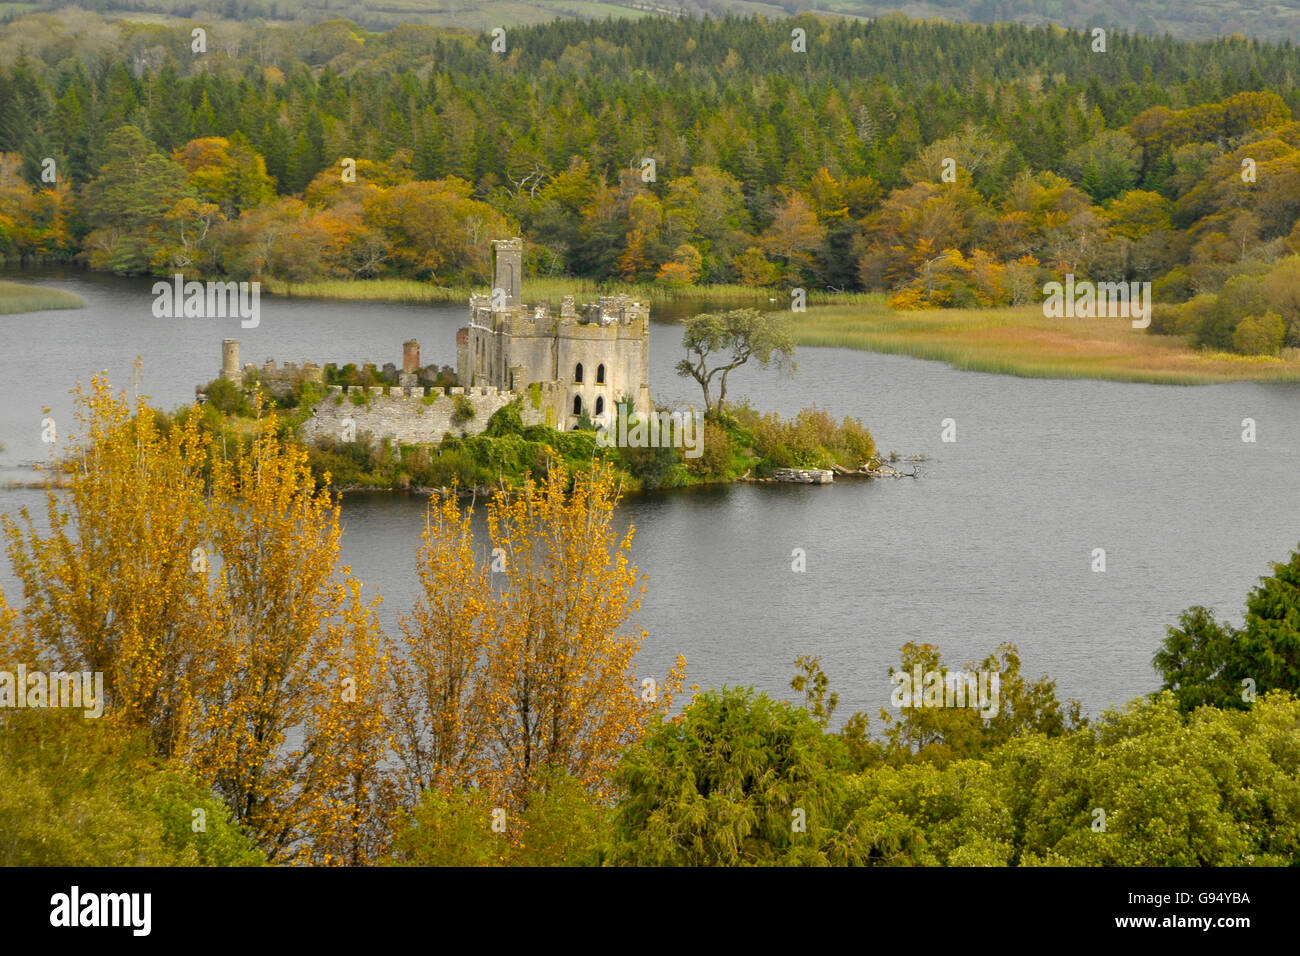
[0,710,263,866]
[1152,292,1216,337]
[485,398,525,437]
[423,447,490,487]
[463,434,534,474]
[621,440,685,490]
[306,436,380,488]
[736,405,875,471]
[1232,310,1285,355]
[687,421,735,480]
[388,770,612,866]
[553,429,598,461]
[1197,274,1267,351]
[452,394,476,425]
[523,424,558,443]
[202,377,250,416]
[611,687,844,866]
[1152,267,1194,304]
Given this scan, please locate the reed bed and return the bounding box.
[791,302,1300,385]
[0,281,86,315]
[261,277,878,307]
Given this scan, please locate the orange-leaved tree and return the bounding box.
[2,377,392,864]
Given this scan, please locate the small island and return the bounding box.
[196,239,891,494]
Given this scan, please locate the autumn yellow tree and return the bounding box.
[292,577,394,865]
[182,408,390,863]
[391,463,685,811]
[1,375,215,758]
[389,492,496,803]
[3,376,393,864]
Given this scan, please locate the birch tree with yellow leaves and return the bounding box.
[389,492,495,803]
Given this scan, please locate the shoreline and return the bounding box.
[11,268,1295,385]
[249,281,1300,385]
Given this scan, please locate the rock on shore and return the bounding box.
[771,467,834,484]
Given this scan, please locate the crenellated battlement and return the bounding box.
[467,293,649,333]
[326,384,507,400]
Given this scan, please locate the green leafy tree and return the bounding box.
[1232,311,1285,356]
[611,687,853,866]
[387,770,612,866]
[82,125,196,274]
[1153,606,1243,712]
[1237,543,1300,695]
[879,642,1085,764]
[791,654,839,728]
[1157,539,1300,710]
[676,309,795,418]
[0,710,262,866]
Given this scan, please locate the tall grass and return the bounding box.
[261,277,884,307]
[791,302,1300,385]
[258,277,1300,383]
[0,281,86,315]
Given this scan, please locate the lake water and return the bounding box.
[3,267,1299,720]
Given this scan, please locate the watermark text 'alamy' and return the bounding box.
[1042,274,1150,328]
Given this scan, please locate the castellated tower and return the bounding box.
[491,237,522,308]
[457,238,652,430]
[222,339,240,381]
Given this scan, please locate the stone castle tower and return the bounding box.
[457,238,652,429]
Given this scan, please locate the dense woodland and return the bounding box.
[11,0,1300,42]
[3,12,1300,356]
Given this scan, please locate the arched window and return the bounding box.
[596,364,606,384]
[574,362,584,383]
[595,396,604,416]
[573,394,583,416]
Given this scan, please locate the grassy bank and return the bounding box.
[0,281,86,315]
[262,276,879,308]
[791,299,1300,385]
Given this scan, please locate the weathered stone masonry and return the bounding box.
[297,382,565,446]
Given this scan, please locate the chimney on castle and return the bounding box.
[403,340,420,373]
[222,339,240,381]
[491,237,523,309]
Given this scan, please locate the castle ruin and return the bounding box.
[458,237,653,428]
[217,237,654,449]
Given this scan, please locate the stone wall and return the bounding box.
[298,382,568,448]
